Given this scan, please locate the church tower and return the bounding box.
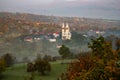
[62,23,71,40]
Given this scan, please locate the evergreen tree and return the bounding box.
[58,45,70,59]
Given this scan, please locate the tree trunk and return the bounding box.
[41,71,45,75]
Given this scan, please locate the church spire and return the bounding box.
[66,23,69,28]
[61,22,71,40]
[62,23,65,28]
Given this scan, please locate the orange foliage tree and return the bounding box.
[60,36,120,80]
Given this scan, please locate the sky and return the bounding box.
[0,0,120,20]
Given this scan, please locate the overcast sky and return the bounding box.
[0,0,120,20]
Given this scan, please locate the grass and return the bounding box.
[3,61,68,80]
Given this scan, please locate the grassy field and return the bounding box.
[3,61,68,80]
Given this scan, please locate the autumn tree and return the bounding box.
[87,36,119,79]
[60,36,120,80]
[116,39,120,51]
[88,36,115,63]
[116,39,120,60]
[2,53,15,67]
[0,58,6,80]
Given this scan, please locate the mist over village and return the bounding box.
[0,0,120,80]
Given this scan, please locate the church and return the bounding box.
[61,23,71,40]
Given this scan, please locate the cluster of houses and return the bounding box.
[88,30,105,36]
[24,32,60,42]
[24,23,72,43]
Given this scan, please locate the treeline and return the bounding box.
[0,12,120,33]
[0,53,53,80]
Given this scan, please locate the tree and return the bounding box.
[0,58,6,79]
[27,62,35,73]
[116,39,120,59]
[2,53,14,67]
[116,39,120,51]
[58,45,70,59]
[43,55,52,61]
[22,57,29,63]
[60,36,120,80]
[34,59,51,75]
[88,36,114,62]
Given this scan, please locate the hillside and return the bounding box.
[0,12,120,34]
[0,12,120,61]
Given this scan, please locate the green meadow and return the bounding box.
[3,61,68,80]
